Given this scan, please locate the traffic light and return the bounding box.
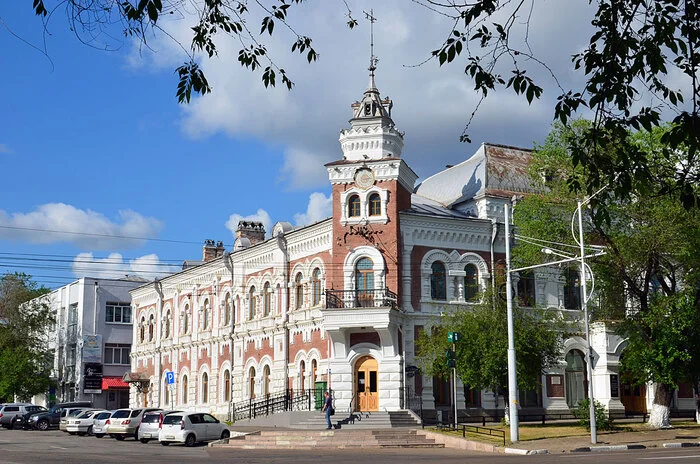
[445,349,456,368]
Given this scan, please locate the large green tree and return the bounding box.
[0,273,54,402]
[416,291,564,417]
[514,121,700,428]
[24,0,700,207]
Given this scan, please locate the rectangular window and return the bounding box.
[105,303,132,324]
[104,344,131,365]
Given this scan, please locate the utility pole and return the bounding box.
[504,203,519,442]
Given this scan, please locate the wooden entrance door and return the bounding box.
[355,356,379,411]
[621,381,647,413]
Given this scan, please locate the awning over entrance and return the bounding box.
[102,376,129,389]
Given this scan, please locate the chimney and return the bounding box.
[202,239,217,261]
[236,221,266,245]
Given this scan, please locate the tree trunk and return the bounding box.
[647,382,672,429]
[503,393,510,425]
[694,383,700,425]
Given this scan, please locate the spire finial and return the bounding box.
[364,9,378,90]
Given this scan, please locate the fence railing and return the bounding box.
[230,387,328,422]
[437,423,506,446]
[325,289,398,310]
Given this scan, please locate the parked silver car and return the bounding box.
[138,410,182,443]
[0,403,37,429]
[92,411,114,438]
[59,408,90,432]
[107,408,161,441]
[66,409,106,435]
[159,412,230,447]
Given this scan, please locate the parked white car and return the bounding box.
[138,410,182,444]
[92,411,113,438]
[107,408,161,440]
[59,408,90,432]
[65,409,106,435]
[159,413,230,447]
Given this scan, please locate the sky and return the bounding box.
[0,0,614,289]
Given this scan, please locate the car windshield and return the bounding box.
[95,412,111,420]
[28,406,46,413]
[69,410,84,417]
[111,410,131,419]
[78,411,94,419]
[141,414,161,423]
[162,415,182,425]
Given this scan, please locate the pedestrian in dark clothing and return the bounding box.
[322,391,333,429]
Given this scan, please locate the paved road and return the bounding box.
[1,429,700,463]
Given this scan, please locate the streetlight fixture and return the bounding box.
[504,199,606,445]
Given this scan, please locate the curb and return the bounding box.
[573,444,646,452]
[663,442,700,448]
[505,448,549,455]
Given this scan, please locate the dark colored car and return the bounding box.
[26,401,92,431]
[12,405,48,429]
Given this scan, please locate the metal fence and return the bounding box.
[230,387,328,422]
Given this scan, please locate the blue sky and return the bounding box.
[0,1,641,288]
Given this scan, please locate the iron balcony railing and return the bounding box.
[325,289,398,310]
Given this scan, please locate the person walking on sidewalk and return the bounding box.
[322,391,334,430]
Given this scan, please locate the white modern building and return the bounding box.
[33,277,147,409]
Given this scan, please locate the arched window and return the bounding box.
[295,273,304,309]
[430,261,447,300]
[183,303,190,335]
[299,361,306,390]
[355,257,375,307]
[139,316,146,342]
[223,370,231,402]
[312,268,322,306]
[263,282,271,317]
[201,372,209,403]
[182,375,189,404]
[368,193,381,216]
[164,310,171,339]
[464,264,479,301]
[311,359,317,387]
[517,270,536,307]
[348,194,361,217]
[224,293,231,326]
[249,286,256,320]
[564,268,581,310]
[249,367,256,399]
[202,298,210,330]
[263,365,271,397]
[148,314,155,341]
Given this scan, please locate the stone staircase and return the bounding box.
[215,429,444,449]
[295,410,422,430]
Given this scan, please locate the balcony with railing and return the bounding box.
[325,289,398,310]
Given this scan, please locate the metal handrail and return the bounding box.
[325,289,398,310]
[230,387,326,422]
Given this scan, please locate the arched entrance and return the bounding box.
[565,349,587,408]
[355,356,379,411]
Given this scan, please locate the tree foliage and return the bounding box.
[514,121,700,427]
[416,291,564,398]
[0,273,54,402]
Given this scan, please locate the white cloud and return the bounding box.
[0,203,163,250]
[294,192,332,227]
[71,252,179,280]
[225,209,273,239]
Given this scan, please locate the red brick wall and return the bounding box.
[289,329,329,362]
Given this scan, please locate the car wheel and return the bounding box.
[140,438,149,444]
[94,433,104,438]
[37,420,50,431]
[221,430,230,439]
[7,422,13,430]
[114,435,125,441]
[134,429,139,441]
[184,434,196,447]
[160,441,170,446]
[77,432,85,436]
[68,432,77,436]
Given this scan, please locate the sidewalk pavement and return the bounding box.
[505,426,700,455]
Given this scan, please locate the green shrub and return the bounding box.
[573,399,614,431]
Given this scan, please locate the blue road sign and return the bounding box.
[166,371,175,385]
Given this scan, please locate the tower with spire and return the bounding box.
[325,10,417,298]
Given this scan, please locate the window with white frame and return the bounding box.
[464,264,479,301]
[104,343,131,365]
[105,302,132,324]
